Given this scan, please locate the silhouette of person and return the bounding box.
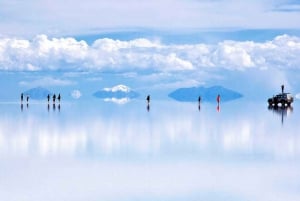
[281,84,284,94]
[21,93,24,103]
[146,95,150,112]
[216,94,220,104]
[198,96,201,111]
[53,94,56,104]
[57,93,61,103]
[216,94,221,112]
[47,94,50,103]
[26,96,29,104]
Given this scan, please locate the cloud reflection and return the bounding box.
[0,102,299,159]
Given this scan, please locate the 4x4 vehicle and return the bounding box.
[268,93,293,106]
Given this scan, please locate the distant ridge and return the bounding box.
[23,87,52,100]
[93,85,139,99]
[168,86,243,102]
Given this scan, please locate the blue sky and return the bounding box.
[0,0,300,101]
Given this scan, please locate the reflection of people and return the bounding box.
[217,104,220,112]
[281,84,284,94]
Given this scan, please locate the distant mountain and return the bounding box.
[168,86,243,102]
[23,87,52,100]
[93,85,139,99]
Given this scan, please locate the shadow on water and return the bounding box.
[268,105,293,125]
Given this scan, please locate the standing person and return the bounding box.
[146,95,150,112]
[216,94,221,112]
[198,96,201,111]
[47,94,50,103]
[216,94,220,104]
[198,96,201,104]
[57,93,61,103]
[26,95,29,108]
[281,84,284,94]
[53,94,56,104]
[21,93,24,103]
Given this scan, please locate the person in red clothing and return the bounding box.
[216,94,221,112]
[216,94,220,104]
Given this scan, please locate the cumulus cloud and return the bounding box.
[1,34,300,72]
[103,98,130,105]
[19,76,75,87]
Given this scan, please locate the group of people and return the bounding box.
[20,93,29,104]
[20,93,61,104]
[47,93,61,104]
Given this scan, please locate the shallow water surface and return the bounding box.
[0,100,300,201]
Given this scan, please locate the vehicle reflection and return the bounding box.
[268,105,293,125]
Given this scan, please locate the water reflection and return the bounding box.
[0,101,299,158]
[268,105,293,125]
[1,101,300,201]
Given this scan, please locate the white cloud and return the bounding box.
[103,85,131,93]
[1,34,300,72]
[19,76,75,87]
[103,98,130,105]
[71,90,82,99]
